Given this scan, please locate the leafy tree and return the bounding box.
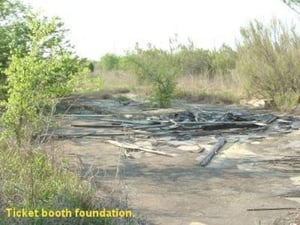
[0,0,28,100]
[1,4,83,144]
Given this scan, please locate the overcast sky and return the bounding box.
[23,0,298,60]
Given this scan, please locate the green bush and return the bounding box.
[177,46,214,76]
[1,13,82,144]
[130,46,181,107]
[118,55,135,71]
[0,0,28,100]
[98,54,120,71]
[236,19,300,110]
[211,44,237,75]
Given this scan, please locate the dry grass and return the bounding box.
[176,73,245,104]
[72,70,151,100]
[73,70,245,105]
[99,71,153,98]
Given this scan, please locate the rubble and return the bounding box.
[51,98,300,167]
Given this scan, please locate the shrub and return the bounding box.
[0,0,28,101]
[1,14,82,144]
[177,46,214,76]
[130,46,181,107]
[98,54,120,71]
[211,44,237,75]
[118,55,135,71]
[236,19,300,110]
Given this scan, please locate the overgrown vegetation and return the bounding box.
[98,41,238,107]
[236,19,300,110]
[0,145,96,225]
[2,14,82,144]
[0,1,131,225]
[129,45,181,107]
[98,54,120,71]
[97,18,300,111]
[1,0,300,223]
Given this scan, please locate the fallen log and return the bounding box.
[196,137,227,167]
[106,140,176,157]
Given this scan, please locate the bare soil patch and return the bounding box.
[53,96,300,225]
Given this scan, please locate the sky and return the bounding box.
[23,0,299,60]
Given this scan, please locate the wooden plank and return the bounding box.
[265,115,278,124]
[71,122,129,128]
[98,118,162,125]
[200,122,266,130]
[45,132,132,139]
[106,140,176,157]
[149,128,246,137]
[56,114,112,117]
[247,207,298,211]
[196,137,227,167]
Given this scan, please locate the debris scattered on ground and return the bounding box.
[51,98,300,167]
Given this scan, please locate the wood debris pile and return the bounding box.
[55,109,299,139]
[51,100,300,166]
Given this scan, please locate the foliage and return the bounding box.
[1,11,83,144]
[0,0,83,102]
[130,46,181,107]
[0,147,87,209]
[95,40,237,107]
[176,43,237,76]
[177,46,214,76]
[98,53,120,71]
[0,3,138,225]
[0,0,28,100]
[236,19,300,110]
[88,62,95,72]
[118,55,135,71]
[100,43,237,82]
[0,146,120,225]
[211,44,237,75]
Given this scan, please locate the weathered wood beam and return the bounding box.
[196,137,227,167]
[106,140,176,157]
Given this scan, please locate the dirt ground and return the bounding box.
[54,97,300,225]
